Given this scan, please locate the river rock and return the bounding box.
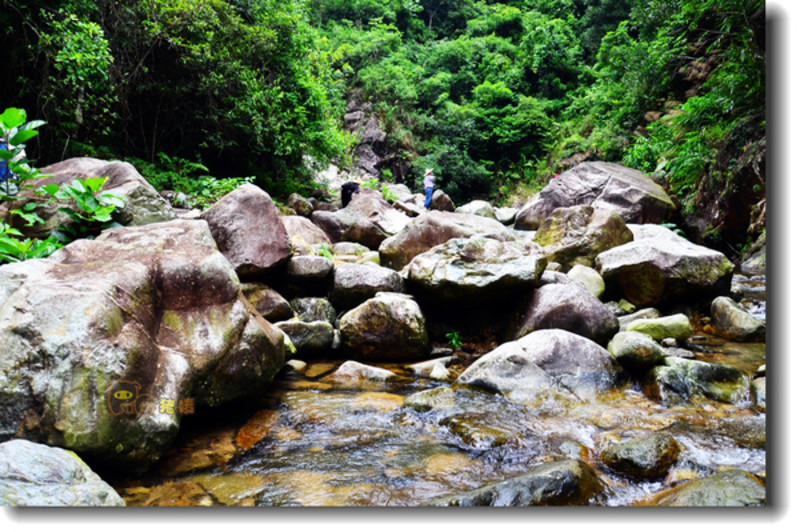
[325,360,399,382]
[428,459,605,506]
[379,211,518,271]
[281,215,333,255]
[0,439,125,506]
[532,205,633,269]
[566,264,605,298]
[431,189,456,211]
[710,296,766,342]
[494,206,518,225]
[456,199,495,218]
[0,219,285,470]
[200,184,291,278]
[290,297,337,325]
[311,188,410,249]
[607,331,665,374]
[456,329,623,404]
[404,235,547,306]
[339,292,430,362]
[600,433,680,481]
[274,320,334,357]
[640,469,765,506]
[753,377,766,412]
[283,255,334,297]
[623,314,692,342]
[596,224,734,307]
[514,162,676,230]
[644,358,750,405]
[617,308,661,329]
[1,157,176,237]
[330,262,405,310]
[241,282,294,322]
[287,193,313,217]
[515,282,619,345]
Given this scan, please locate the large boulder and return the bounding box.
[0,219,285,470]
[596,224,734,307]
[532,205,633,269]
[1,157,175,236]
[428,459,605,506]
[710,296,766,342]
[607,331,666,374]
[514,281,619,345]
[329,262,405,310]
[514,162,676,230]
[404,235,547,306]
[379,211,518,271]
[281,215,332,255]
[339,292,430,362]
[0,439,125,506]
[311,188,410,249]
[456,329,624,404]
[455,200,495,218]
[200,184,292,278]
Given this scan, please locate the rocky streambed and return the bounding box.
[0,158,766,507]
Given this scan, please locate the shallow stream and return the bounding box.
[109,275,766,507]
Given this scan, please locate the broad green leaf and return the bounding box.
[0,108,26,129]
[10,129,39,145]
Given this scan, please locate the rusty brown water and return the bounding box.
[110,275,766,507]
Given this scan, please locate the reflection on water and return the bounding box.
[111,276,767,507]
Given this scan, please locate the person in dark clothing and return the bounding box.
[341,181,360,208]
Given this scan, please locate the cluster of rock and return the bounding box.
[0,157,766,505]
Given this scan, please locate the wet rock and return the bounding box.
[639,469,765,506]
[403,386,458,412]
[404,236,547,307]
[617,308,661,329]
[407,356,458,378]
[532,205,633,269]
[0,220,285,469]
[428,459,605,506]
[740,232,766,275]
[311,188,410,249]
[566,264,605,298]
[379,211,517,271]
[240,282,294,322]
[200,184,292,278]
[644,358,751,405]
[235,410,280,452]
[0,439,125,506]
[753,377,766,412]
[514,162,675,230]
[710,296,766,342]
[281,215,333,255]
[515,282,619,345]
[596,224,734,307]
[330,262,405,310]
[290,297,337,325]
[275,320,335,357]
[600,433,680,480]
[456,329,623,403]
[623,314,692,343]
[456,200,496,218]
[3,157,175,237]
[607,331,666,374]
[326,361,399,382]
[339,293,430,362]
[440,414,520,449]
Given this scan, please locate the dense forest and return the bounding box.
[1,0,765,255]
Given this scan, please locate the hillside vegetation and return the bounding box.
[1,0,765,255]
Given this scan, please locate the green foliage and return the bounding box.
[37,177,126,242]
[445,330,464,350]
[0,222,62,263]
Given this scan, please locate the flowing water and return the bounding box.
[110,275,767,507]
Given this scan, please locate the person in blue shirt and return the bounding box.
[423,168,435,209]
